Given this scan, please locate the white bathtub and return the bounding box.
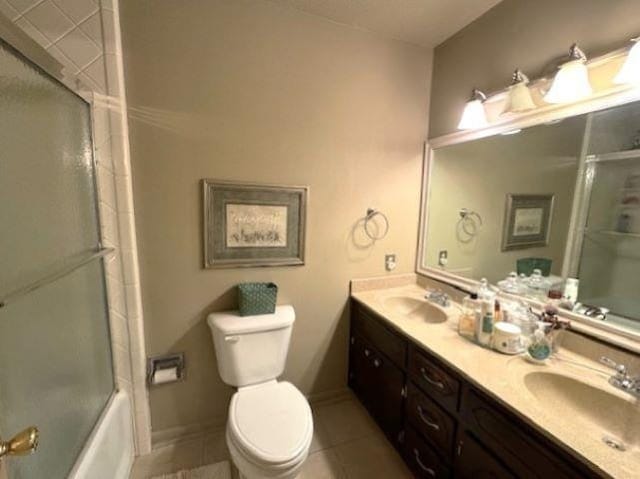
[67,391,134,479]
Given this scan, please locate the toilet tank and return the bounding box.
[207,305,295,387]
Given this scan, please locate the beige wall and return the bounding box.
[120,0,432,434]
[424,116,585,284]
[429,0,640,138]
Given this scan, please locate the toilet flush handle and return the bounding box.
[225,336,240,343]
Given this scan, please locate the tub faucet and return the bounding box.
[600,356,640,398]
[425,290,450,308]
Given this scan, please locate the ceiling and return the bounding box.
[267,0,503,48]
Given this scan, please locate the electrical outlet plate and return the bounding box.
[385,254,397,271]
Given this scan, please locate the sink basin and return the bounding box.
[382,296,447,323]
[524,371,640,448]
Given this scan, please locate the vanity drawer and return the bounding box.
[409,347,460,413]
[405,426,451,479]
[352,302,407,368]
[407,383,456,459]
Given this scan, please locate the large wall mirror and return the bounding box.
[419,98,640,339]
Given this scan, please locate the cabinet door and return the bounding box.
[455,431,515,479]
[349,334,405,444]
[460,386,598,479]
[352,303,407,368]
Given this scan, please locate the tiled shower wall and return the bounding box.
[0,0,151,454]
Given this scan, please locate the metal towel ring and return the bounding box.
[364,208,389,241]
[458,208,483,237]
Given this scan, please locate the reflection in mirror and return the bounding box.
[422,100,640,335]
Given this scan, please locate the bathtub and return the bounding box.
[67,391,134,479]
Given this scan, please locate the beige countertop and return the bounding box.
[351,283,640,479]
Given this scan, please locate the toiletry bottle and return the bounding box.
[494,300,502,323]
[477,278,490,300]
[458,294,479,340]
[477,292,495,346]
[563,278,579,305]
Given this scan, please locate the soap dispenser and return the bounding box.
[526,323,552,363]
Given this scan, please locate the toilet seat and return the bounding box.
[227,381,313,471]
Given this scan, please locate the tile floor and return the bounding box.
[130,395,412,478]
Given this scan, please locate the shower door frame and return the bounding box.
[0,21,121,479]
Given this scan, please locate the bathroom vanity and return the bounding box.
[348,283,640,479]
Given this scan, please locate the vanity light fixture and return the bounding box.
[614,37,640,85]
[544,43,593,104]
[502,69,536,115]
[457,88,488,130]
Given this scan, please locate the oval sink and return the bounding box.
[524,371,640,448]
[382,296,447,323]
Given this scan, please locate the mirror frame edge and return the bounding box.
[416,89,640,353]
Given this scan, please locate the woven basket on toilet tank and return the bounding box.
[237,282,278,316]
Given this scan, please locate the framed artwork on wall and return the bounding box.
[501,194,554,251]
[202,180,308,268]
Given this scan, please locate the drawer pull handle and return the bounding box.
[373,359,381,368]
[420,367,445,390]
[416,406,440,430]
[413,449,436,477]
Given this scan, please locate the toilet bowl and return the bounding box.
[226,381,313,479]
[208,306,313,479]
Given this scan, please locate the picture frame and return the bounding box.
[501,194,554,251]
[202,180,308,268]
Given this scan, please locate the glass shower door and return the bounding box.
[0,39,114,478]
[574,100,640,331]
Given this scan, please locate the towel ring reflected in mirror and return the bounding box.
[457,208,482,243]
[364,208,389,241]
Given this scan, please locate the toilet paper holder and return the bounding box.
[147,353,185,386]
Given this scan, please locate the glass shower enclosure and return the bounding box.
[0,38,115,478]
[569,100,640,332]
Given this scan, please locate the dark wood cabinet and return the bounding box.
[455,431,515,479]
[409,346,460,414]
[407,383,456,459]
[348,300,606,479]
[405,426,452,479]
[348,333,405,445]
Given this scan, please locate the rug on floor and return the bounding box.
[151,461,231,479]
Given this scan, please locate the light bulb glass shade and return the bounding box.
[457,99,488,130]
[502,82,536,114]
[614,40,640,85]
[544,60,593,104]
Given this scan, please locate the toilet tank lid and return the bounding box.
[207,305,295,335]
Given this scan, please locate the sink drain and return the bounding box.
[602,435,627,452]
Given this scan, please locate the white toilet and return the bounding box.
[207,305,313,479]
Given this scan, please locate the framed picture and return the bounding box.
[203,180,308,268]
[502,194,554,251]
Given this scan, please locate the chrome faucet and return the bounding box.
[600,356,640,398]
[425,290,450,308]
